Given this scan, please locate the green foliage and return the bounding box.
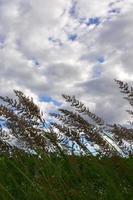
[0,152,133,200]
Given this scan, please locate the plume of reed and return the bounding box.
[50,80,133,157]
[0,90,61,155]
[0,79,132,157]
[115,79,133,117]
[113,79,133,156]
[51,122,92,155]
[62,94,104,126]
[50,106,120,156]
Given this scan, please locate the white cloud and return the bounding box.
[0,0,133,125]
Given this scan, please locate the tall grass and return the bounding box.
[0,79,133,199]
[0,152,133,200]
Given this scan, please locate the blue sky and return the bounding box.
[0,0,133,125]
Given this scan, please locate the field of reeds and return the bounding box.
[0,79,133,199]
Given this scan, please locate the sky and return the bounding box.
[0,0,133,125]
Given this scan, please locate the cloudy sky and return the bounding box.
[0,0,133,125]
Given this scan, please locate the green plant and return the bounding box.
[0,152,132,200]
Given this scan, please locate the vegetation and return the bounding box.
[0,152,133,200]
[0,79,132,157]
[0,79,133,199]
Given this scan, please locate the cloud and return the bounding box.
[0,0,133,125]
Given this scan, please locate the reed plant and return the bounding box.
[0,79,133,200]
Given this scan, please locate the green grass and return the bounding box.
[0,152,133,200]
